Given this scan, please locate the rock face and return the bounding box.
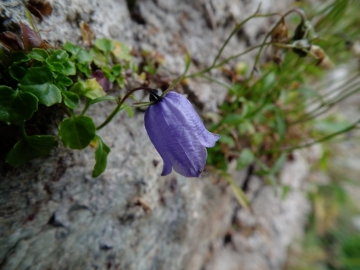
[0,0,309,269]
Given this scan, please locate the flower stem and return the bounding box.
[245,8,308,86]
[96,87,155,130]
[81,98,91,116]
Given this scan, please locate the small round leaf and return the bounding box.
[59,115,96,149]
[6,135,58,167]
[0,86,38,123]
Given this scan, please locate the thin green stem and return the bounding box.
[199,75,233,89]
[223,173,251,210]
[162,76,184,96]
[186,42,275,79]
[96,87,155,130]
[214,42,275,69]
[212,5,262,67]
[185,7,277,79]
[291,72,358,113]
[81,98,91,116]
[246,8,307,86]
[264,119,360,154]
[291,82,360,125]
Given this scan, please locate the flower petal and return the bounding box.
[145,94,207,177]
[164,92,220,147]
[144,105,173,176]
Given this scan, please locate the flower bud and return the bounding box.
[310,45,334,69]
[271,18,289,44]
[292,39,311,57]
[149,89,162,102]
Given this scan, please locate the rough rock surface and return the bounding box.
[0,0,309,269]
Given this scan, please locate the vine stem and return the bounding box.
[262,119,360,154]
[290,82,360,125]
[186,9,304,80]
[246,8,307,86]
[96,87,155,130]
[185,5,276,79]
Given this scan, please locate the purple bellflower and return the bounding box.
[144,91,220,177]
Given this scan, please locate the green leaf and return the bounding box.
[183,51,191,75]
[19,66,62,106]
[0,86,38,123]
[6,135,58,167]
[269,153,287,175]
[57,85,67,93]
[90,95,119,105]
[222,114,243,125]
[76,63,92,77]
[262,72,276,92]
[223,173,250,210]
[92,135,110,177]
[47,49,68,64]
[82,79,106,99]
[62,60,76,75]
[71,79,106,100]
[219,134,235,147]
[9,64,27,81]
[95,38,114,53]
[28,48,48,61]
[89,47,107,67]
[11,52,31,64]
[111,64,122,77]
[59,115,96,149]
[63,41,81,55]
[112,41,131,61]
[120,103,133,117]
[47,62,65,73]
[63,41,92,64]
[101,66,115,82]
[238,120,255,135]
[69,81,83,95]
[19,63,53,83]
[254,158,270,175]
[115,77,125,88]
[143,63,156,75]
[76,50,93,64]
[236,148,255,170]
[62,91,79,109]
[55,73,73,86]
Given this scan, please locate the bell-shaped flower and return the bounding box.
[144,91,220,177]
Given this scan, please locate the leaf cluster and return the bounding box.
[0,25,134,177]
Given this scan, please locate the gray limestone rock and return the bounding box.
[0,0,309,269]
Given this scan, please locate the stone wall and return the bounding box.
[0,1,310,269]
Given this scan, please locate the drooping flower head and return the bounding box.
[144,90,220,177]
